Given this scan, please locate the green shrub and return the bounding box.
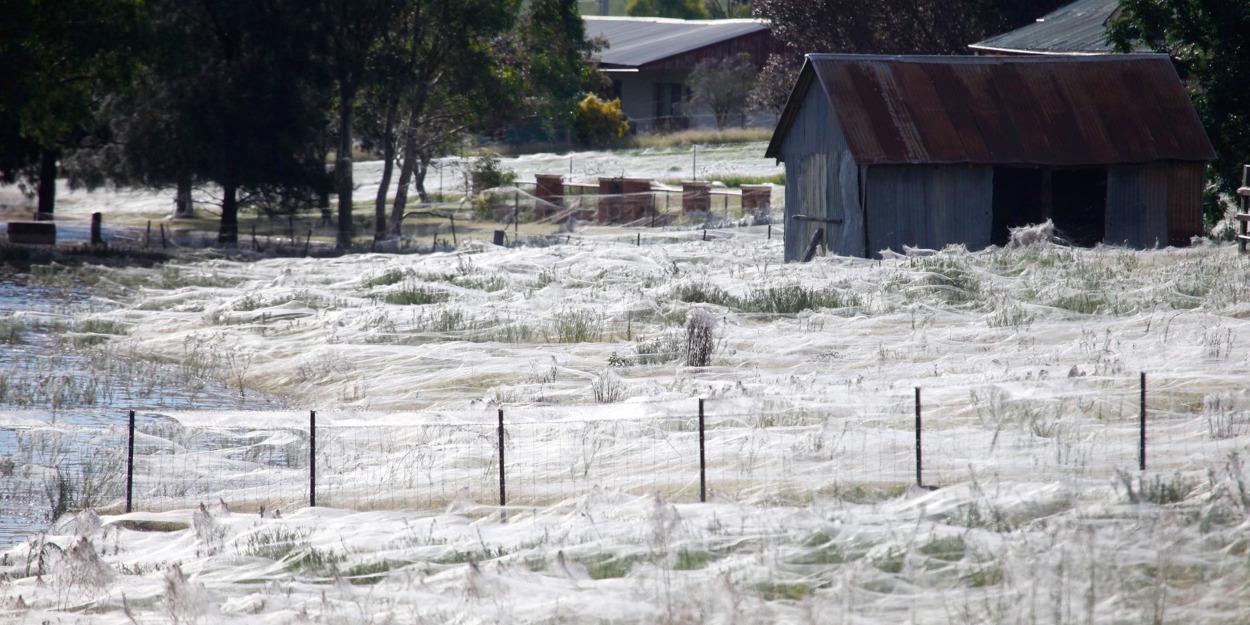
[573,94,630,148]
[468,152,517,196]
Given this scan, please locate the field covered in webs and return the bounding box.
[1,148,1249,622]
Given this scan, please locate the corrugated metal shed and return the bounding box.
[969,0,1132,56]
[585,16,769,69]
[766,54,1216,167]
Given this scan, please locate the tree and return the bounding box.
[356,0,518,240]
[1108,0,1250,223]
[703,0,752,18]
[627,0,709,19]
[753,0,1069,55]
[747,52,800,116]
[507,0,605,144]
[683,54,755,129]
[83,0,331,246]
[0,0,142,219]
[316,0,401,249]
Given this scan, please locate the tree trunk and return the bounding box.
[336,88,355,249]
[388,131,418,239]
[415,154,430,203]
[36,149,58,220]
[219,180,239,246]
[373,98,398,241]
[173,174,195,218]
[318,136,332,222]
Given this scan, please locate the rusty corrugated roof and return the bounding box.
[766,54,1216,166]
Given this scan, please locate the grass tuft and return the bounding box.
[385,281,450,306]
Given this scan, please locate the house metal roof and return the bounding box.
[968,0,1125,55]
[584,16,769,69]
[765,54,1215,167]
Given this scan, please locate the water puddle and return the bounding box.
[0,279,289,549]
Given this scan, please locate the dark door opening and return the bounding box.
[991,167,1045,246]
[1051,168,1107,247]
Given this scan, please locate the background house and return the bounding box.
[585,16,782,132]
[968,0,1133,56]
[765,54,1215,261]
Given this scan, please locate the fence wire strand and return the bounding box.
[0,375,1241,530]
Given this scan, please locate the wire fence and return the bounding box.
[3,372,1246,536]
[83,180,781,255]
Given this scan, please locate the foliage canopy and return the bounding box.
[1109,0,1250,222]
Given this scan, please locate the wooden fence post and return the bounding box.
[126,410,135,513]
[309,410,317,507]
[90,213,103,246]
[699,398,707,503]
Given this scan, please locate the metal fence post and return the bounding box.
[1139,372,1147,471]
[699,398,707,503]
[915,388,923,488]
[126,410,135,513]
[309,410,317,507]
[498,408,507,520]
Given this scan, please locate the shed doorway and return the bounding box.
[991,167,1046,246]
[991,167,1108,247]
[1051,168,1107,247]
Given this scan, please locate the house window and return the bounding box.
[653,82,688,131]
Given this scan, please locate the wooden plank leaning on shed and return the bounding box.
[794,214,843,262]
[1239,165,1250,254]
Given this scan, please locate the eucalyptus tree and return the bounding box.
[314,0,401,249]
[352,0,518,240]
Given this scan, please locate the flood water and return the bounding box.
[0,278,288,549]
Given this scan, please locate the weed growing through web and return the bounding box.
[0,316,26,344]
[548,308,604,343]
[164,563,211,625]
[362,268,410,288]
[591,370,624,403]
[1203,392,1248,439]
[53,537,113,609]
[635,331,683,365]
[684,310,716,367]
[384,280,450,306]
[1117,470,1197,505]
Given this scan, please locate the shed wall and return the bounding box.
[1164,162,1205,245]
[864,165,993,256]
[779,81,862,260]
[1107,165,1168,247]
